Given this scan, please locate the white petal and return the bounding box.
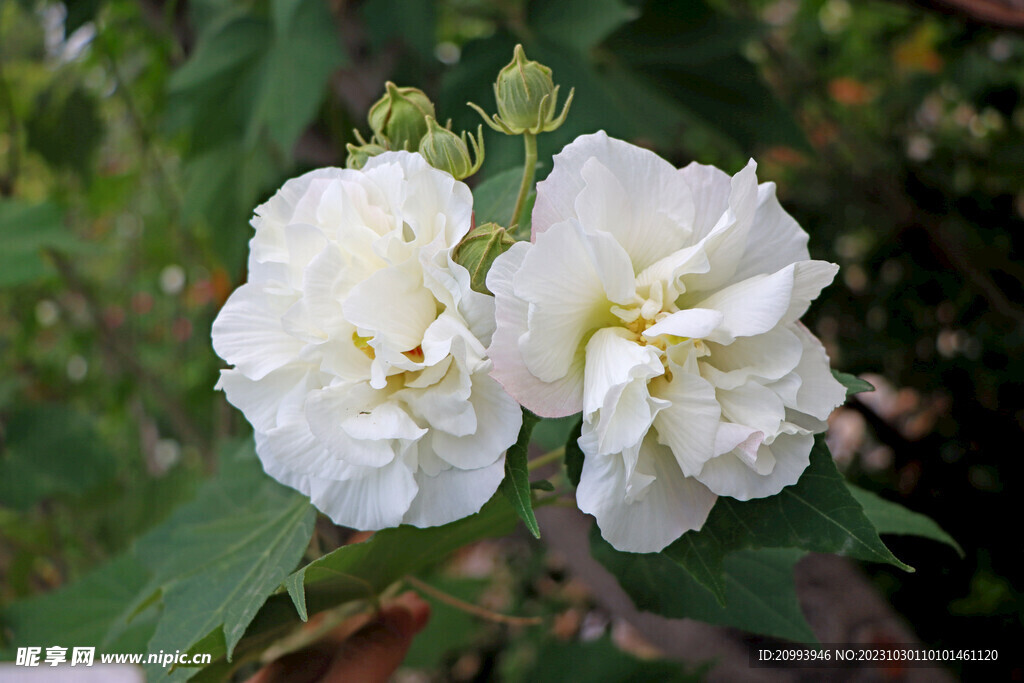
[516,221,633,383]
[697,432,813,500]
[650,371,721,477]
[402,457,506,528]
[787,322,847,420]
[306,456,419,530]
[428,372,521,470]
[578,436,717,553]
[693,266,795,344]
[679,159,759,293]
[728,181,811,283]
[211,284,304,380]
[574,154,692,271]
[343,263,437,353]
[717,381,786,437]
[487,244,585,417]
[217,366,316,433]
[644,308,723,340]
[533,131,695,245]
[700,324,803,390]
[304,384,417,468]
[782,261,840,324]
[678,161,733,243]
[582,327,663,418]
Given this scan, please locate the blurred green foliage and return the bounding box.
[1,0,1023,679]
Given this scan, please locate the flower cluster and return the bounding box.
[486,132,847,551]
[213,128,845,551]
[212,153,521,530]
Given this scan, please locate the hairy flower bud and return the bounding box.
[468,45,574,136]
[368,82,435,151]
[453,222,516,295]
[418,117,484,180]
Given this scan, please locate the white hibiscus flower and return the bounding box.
[487,132,847,552]
[212,152,522,530]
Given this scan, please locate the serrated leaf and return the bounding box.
[832,370,876,397]
[3,553,159,654]
[593,529,815,643]
[848,484,963,556]
[135,440,315,675]
[664,436,910,604]
[501,409,542,538]
[286,496,517,621]
[0,405,117,509]
[564,418,584,487]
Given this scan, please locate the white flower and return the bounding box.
[487,132,847,552]
[212,152,522,530]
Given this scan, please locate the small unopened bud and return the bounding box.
[368,82,435,151]
[346,142,386,170]
[468,44,574,136]
[418,117,484,180]
[453,222,516,295]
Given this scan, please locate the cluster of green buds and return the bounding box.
[347,83,485,180]
[469,44,574,136]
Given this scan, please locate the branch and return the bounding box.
[898,0,1024,29]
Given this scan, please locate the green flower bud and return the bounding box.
[452,222,516,295]
[345,142,386,170]
[368,82,435,151]
[418,117,484,180]
[468,44,574,136]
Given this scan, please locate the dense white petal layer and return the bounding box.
[578,435,717,553]
[697,432,813,500]
[213,152,518,531]
[651,370,721,477]
[487,243,586,417]
[402,457,506,527]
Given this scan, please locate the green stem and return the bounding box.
[509,132,537,229]
[527,446,565,472]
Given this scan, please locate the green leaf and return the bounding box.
[530,0,638,53]
[136,440,316,671]
[664,437,910,604]
[26,84,103,177]
[602,0,808,151]
[564,418,584,487]
[501,409,542,538]
[593,530,815,643]
[524,634,700,682]
[848,484,963,556]
[250,0,346,149]
[285,496,518,621]
[0,200,84,287]
[3,553,159,653]
[832,370,876,397]
[472,165,533,232]
[361,0,437,61]
[0,405,117,509]
[530,414,579,451]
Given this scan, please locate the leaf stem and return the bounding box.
[405,575,543,626]
[509,132,537,229]
[527,446,565,472]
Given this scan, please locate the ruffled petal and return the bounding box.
[487,243,585,417]
[650,370,721,477]
[402,457,506,528]
[211,284,305,380]
[578,435,718,553]
[696,432,813,500]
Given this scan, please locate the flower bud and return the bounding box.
[418,117,484,180]
[345,142,386,170]
[368,82,435,151]
[453,222,516,295]
[468,44,574,136]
